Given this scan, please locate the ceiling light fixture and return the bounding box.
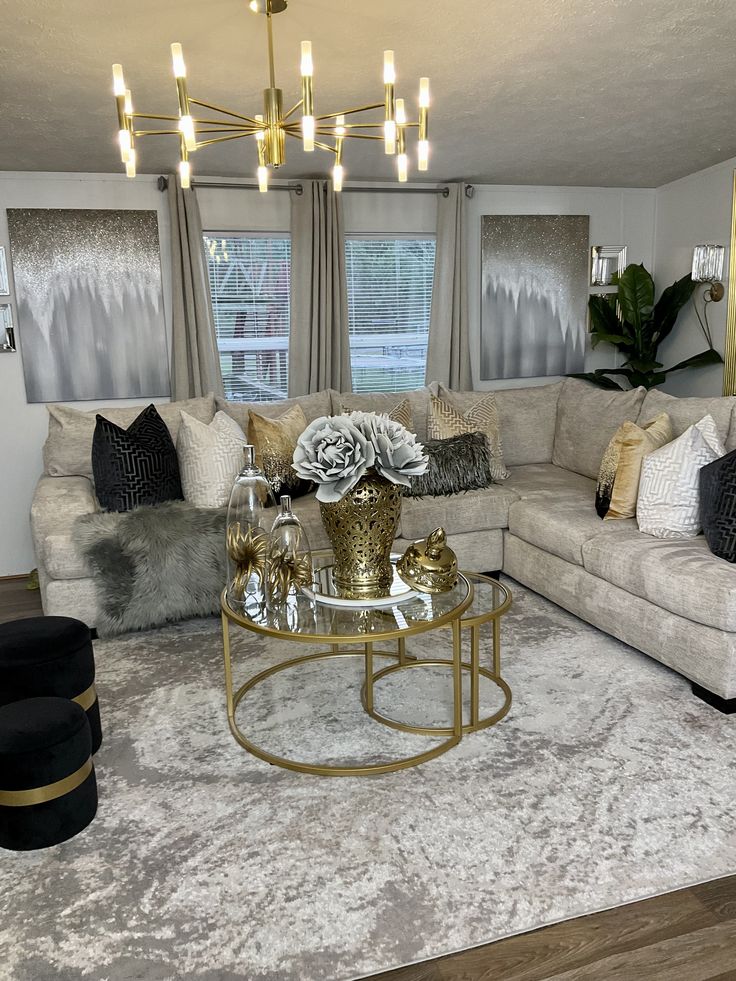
[111,0,431,190]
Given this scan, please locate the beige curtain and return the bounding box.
[288,180,352,396]
[426,183,472,390]
[167,176,224,400]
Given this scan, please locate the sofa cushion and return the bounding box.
[595,413,673,520]
[43,395,216,479]
[215,389,334,434]
[582,527,736,632]
[493,382,562,466]
[552,379,646,479]
[639,388,736,446]
[177,410,246,508]
[700,449,736,563]
[399,486,519,541]
[42,534,90,581]
[333,387,435,443]
[637,415,725,540]
[504,463,598,502]
[249,404,313,500]
[507,494,637,566]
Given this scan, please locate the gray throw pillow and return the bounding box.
[404,432,492,498]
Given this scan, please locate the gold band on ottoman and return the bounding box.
[0,757,93,808]
[73,683,97,712]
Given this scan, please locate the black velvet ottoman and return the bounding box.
[0,697,98,851]
[0,616,102,753]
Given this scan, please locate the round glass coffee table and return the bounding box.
[221,555,512,776]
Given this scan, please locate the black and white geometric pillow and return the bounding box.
[700,448,736,562]
[92,404,183,512]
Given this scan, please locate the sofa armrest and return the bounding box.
[30,476,99,554]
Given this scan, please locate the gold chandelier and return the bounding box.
[111,0,430,192]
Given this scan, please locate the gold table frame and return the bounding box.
[221,571,512,776]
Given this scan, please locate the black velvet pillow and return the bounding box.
[92,404,183,512]
[404,432,492,498]
[700,448,736,562]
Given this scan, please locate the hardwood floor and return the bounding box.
[1,577,734,980]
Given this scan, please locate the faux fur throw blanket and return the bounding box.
[74,501,227,637]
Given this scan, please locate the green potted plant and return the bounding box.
[572,263,723,390]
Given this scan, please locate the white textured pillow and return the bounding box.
[637,414,725,539]
[177,410,246,508]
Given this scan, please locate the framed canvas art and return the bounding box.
[480,214,590,380]
[7,208,169,402]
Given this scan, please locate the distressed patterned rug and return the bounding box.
[2,581,735,981]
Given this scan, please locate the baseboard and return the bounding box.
[692,683,736,714]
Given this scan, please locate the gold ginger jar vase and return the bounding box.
[319,470,401,599]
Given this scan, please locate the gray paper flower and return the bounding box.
[293,415,375,503]
[348,411,429,488]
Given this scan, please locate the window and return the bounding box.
[204,234,290,402]
[345,237,436,393]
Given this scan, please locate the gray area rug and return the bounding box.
[1,581,735,980]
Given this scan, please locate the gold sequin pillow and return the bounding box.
[248,404,313,500]
[595,412,672,519]
[339,395,414,432]
[428,394,508,482]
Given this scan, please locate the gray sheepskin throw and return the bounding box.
[74,501,226,636]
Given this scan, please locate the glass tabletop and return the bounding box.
[222,555,473,643]
[222,555,513,643]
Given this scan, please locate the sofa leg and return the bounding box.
[692,683,736,714]
[483,570,501,581]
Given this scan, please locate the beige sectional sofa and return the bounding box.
[30,378,736,707]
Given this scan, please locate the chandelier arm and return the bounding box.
[192,117,258,128]
[189,98,260,125]
[282,99,305,122]
[131,112,180,122]
[133,129,181,137]
[325,132,385,141]
[315,103,384,121]
[197,128,257,135]
[195,133,255,148]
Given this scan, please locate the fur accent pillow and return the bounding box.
[404,432,492,497]
[92,404,183,513]
[596,413,672,520]
[248,404,313,499]
[428,393,508,482]
[177,410,246,508]
[637,415,725,539]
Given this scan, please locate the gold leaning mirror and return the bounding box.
[724,171,736,395]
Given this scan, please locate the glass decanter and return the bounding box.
[225,445,276,609]
[265,495,314,611]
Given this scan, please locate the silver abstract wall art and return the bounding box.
[480,214,590,380]
[7,208,169,402]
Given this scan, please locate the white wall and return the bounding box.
[653,156,735,397]
[0,172,657,577]
[0,173,172,577]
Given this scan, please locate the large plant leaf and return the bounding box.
[568,372,624,390]
[651,275,698,345]
[616,264,654,332]
[664,347,724,374]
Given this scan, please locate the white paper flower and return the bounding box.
[293,415,375,503]
[348,411,429,488]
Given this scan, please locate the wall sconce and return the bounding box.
[0,304,15,353]
[591,245,627,287]
[692,244,725,301]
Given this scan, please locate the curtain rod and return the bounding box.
[157,176,474,197]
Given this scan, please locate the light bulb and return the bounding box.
[257,165,269,193]
[332,163,344,192]
[170,43,186,78]
[302,114,315,152]
[335,114,345,137]
[112,64,125,97]
[419,77,430,108]
[383,50,395,84]
[179,159,191,189]
[125,149,136,179]
[118,128,131,163]
[418,139,429,171]
[179,114,196,151]
[124,88,133,115]
[398,152,408,182]
[395,98,406,126]
[300,41,313,77]
[249,0,258,10]
[384,119,396,155]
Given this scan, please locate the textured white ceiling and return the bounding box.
[2,0,735,187]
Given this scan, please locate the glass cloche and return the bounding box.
[225,445,276,609]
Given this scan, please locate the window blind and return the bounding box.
[203,234,290,402]
[345,237,436,393]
